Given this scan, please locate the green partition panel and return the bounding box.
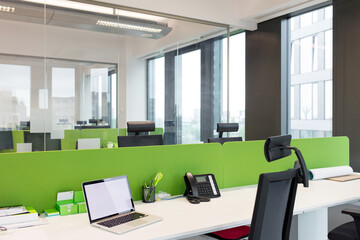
[151,128,164,136]
[80,128,119,147]
[0,137,349,213]
[222,137,349,188]
[61,130,81,150]
[118,128,127,136]
[0,143,222,213]
[0,130,24,153]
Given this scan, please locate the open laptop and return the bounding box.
[82,175,162,234]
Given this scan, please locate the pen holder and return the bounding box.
[142,186,156,203]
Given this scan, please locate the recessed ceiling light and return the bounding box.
[0,5,15,13]
[96,20,162,33]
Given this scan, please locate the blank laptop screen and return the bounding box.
[83,176,134,222]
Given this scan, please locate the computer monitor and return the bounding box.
[117,135,163,147]
[0,130,14,150]
[24,132,61,151]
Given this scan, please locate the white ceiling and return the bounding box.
[95,0,328,30]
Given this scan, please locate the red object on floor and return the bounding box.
[208,226,251,240]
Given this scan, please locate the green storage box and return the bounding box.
[76,202,87,213]
[56,200,77,216]
[74,191,87,213]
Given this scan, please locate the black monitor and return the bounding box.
[117,135,163,147]
[20,121,30,130]
[0,131,14,150]
[24,132,61,151]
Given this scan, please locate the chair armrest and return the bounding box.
[342,209,360,219]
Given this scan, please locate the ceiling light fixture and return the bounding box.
[22,0,113,15]
[96,20,162,33]
[0,5,15,13]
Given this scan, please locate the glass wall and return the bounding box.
[0,0,229,152]
[147,32,245,144]
[288,6,333,138]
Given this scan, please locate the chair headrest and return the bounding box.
[127,121,155,133]
[217,123,239,133]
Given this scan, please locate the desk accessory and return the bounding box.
[142,186,155,203]
[0,206,38,225]
[44,208,59,217]
[308,166,358,181]
[183,172,219,204]
[74,191,87,213]
[56,191,77,216]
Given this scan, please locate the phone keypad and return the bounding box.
[198,184,214,196]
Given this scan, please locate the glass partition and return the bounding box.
[0,0,234,151]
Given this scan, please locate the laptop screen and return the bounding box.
[83,175,135,222]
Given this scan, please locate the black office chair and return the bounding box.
[208,123,243,145]
[208,135,309,240]
[118,121,163,147]
[328,209,360,240]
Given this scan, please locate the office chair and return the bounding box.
[208,135,309,240]
[328,209,360,240]
[208,123,243,145]
[118,121,163,147]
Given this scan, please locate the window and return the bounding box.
[147,32,246,144]
[0,64,30,129]
[147,57,165,130]
[288,6,333,138]
[176,50,201,144]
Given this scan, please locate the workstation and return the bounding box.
[1,0,360,239]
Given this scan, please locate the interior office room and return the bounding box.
[1,0,360,239]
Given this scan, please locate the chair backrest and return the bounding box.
[249,168,299,240]
[127,121,155,136]
[207,123,242,144]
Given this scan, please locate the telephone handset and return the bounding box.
[184,172,221,204]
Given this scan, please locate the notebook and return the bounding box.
[82,175,162,234]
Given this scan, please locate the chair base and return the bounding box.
[328,221,359,240]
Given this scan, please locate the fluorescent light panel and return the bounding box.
[96,20,162,33]
[22,0,113,15]
[23,0,166,23]
[0,5,15,12]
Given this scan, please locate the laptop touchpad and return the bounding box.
[128,220,147,227]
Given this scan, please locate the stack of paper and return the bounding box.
[0,206,38,225]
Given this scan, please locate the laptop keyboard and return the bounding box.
[98,212,146,228]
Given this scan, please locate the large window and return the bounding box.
[288,6,333,138]
[147,32,246,144]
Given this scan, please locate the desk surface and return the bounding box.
[2,179,360,240]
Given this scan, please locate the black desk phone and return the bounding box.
[184,172,221,204]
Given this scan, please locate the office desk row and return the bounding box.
[1,179,360,240]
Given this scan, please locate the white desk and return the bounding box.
[1,179,360,240]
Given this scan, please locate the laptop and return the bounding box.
[82,175,162,234]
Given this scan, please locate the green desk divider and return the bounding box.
[0,130,25,153]
[151,128,164,136]
[80,128,119,148]
[61,130,80,150]
[0,137,349,213]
